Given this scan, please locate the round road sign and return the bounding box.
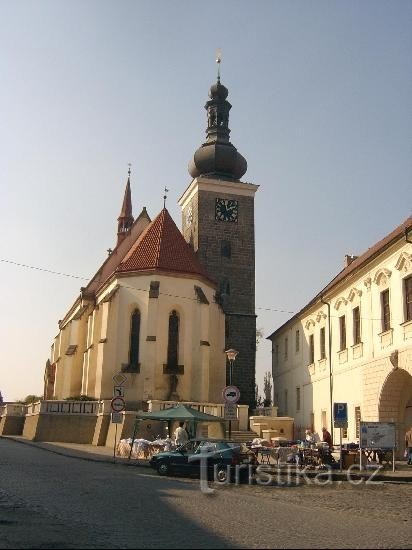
[222,385,240,404]
[111,396,126,412]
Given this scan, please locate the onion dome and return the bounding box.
[188,77,247,180]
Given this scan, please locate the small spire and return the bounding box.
[128,162,131,178]
[163,187,169,208]
[216,48,222,83]
[117,165,134,245]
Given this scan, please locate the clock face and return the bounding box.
[185,206,193,227]
[215,198,238,222]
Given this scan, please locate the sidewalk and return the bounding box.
[2,435,412,482]
[0,435,150,468]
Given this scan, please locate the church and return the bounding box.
[44,72,259,410]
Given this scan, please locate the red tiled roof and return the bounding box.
[116,208,214,283]
[268,215,412,338]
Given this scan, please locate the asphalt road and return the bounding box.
[0,438,411,549]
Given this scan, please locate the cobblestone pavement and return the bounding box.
[0,438,411,549]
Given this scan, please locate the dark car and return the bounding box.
[149,439,257,482]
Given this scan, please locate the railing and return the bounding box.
[0,403,26,417]
[250,406,278,417]
[25,400,101,415]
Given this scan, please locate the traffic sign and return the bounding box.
[113,386,125,398]
[333,402,348,428]
[111,412,123,424]
[222,385,240,404]
[113,373,128,386]
[111,396,126,413]
[224,403,238,421]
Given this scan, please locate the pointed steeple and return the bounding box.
[117,166,134,245]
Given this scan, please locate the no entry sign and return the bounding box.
[111,396,126,413]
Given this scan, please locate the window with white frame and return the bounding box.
[404,276,412,322]
[320,327,326,359]
[353,306,361,345]
[339,315,346,351]
[381,289,391,332]
[309,334,314,364]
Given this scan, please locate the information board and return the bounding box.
[359,422,395,449]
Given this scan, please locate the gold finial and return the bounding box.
[216,48,222,81]
[163,187,169,208]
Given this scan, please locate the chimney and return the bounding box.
[344,254,358,268]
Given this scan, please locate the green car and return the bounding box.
[149,439,257,482]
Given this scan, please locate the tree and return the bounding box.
[256,327,264,348]
[18,394,43,404]
[263,371,272,407]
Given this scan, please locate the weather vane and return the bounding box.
[163,187,169,208]
[216,48,222,81]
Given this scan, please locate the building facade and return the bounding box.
[268,217,412,455]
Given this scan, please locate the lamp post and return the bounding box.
[225,348,239,439]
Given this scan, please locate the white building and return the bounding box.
[268,217,412,455]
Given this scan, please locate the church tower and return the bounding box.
[117,167,134,245]
[178,69,259,407]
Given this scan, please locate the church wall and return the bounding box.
[90,273,225,405]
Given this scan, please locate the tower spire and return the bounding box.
[117,165,134,245]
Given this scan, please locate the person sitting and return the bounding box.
[321,427,333,450]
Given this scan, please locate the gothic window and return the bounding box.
[167,310,179,369]
[129,309,141,369]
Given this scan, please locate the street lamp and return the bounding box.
[225,348,239,439]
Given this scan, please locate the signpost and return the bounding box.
[333,402,348,472]
[224,403,238,421]
[223,385,240,439]
[112,374,127,462]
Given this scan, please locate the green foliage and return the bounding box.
[64,395,95,401]
[18,394,43,404]
[263,371,272,407]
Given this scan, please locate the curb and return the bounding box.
[0,435,150,469]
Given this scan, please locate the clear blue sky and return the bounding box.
[0,0,411,401]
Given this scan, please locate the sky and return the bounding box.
[0,0,411,401]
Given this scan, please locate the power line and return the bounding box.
[0,257,406,322]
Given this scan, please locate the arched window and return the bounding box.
[167,310,179,369]
[129,309,141,369]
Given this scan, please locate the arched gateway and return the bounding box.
[378,367,412,457]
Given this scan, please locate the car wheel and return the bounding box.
[215,465,229,483]
[157,461,170,476]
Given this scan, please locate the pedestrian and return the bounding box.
[405,426,412,465]
[305,428,315,446]
[321,427,333,450]
[174,421,189,447]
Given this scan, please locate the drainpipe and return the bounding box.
[321,296,334,443]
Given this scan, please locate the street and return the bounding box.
[0,438,411,549]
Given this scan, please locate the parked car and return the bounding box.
[149,439,257,482]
